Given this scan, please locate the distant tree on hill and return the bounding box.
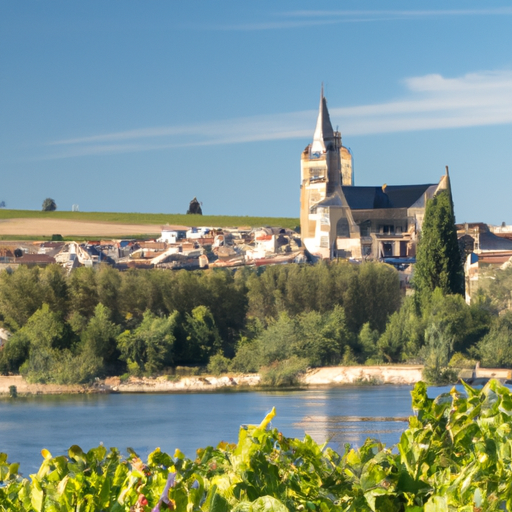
[187,197,202,215]
[0,201,6,208]
[42,198,57,212]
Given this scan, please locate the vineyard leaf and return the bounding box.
[8,462,19,478]
[424,495,447,512]
[68,445,87,464]
[249,495,289,512]
[31,479,44,512]
[232,496,289,512]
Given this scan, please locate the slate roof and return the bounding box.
[479,230,512,251]
[341,184,436,210]
[311,87,335,155]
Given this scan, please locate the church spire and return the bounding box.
[311,84,335,155]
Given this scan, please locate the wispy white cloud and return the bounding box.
[212,8,512,31]
[287,8,512,18]
[46,112,314,159]
[207,19,343,31]
[42,69,512,159]
[334,70,512,135]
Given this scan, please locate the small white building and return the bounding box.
[186,227,211,239]
[158,229,179,244]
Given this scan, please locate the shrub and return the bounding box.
[448,352,477,369]
[475,312,512,368]
[207,353,231,376]
[259,356,308,387]
[51,350,103,384]
[175,366,202,376]
[422,366,458,386]
[230,342,261,373]
[341,346,358,366]
[127,359,142,377]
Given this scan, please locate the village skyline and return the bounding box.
[1,1,512,225]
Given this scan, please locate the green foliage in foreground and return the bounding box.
[3,380,512,511]
[0,209,299,230]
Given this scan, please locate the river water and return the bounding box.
[1,385,437,474]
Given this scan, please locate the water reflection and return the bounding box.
[287,385,414,450]
[294,414,409,451]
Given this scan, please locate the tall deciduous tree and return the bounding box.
[182,305,222,364]
[413,188,464,302]
[117,310,177,375]
[0,266,45,330]
[68,267,99,319]
[18,304,66,383]
[81,303,120,366]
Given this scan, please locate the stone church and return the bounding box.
[300,89,450,261]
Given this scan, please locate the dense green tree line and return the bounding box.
[0,256,511,385]
[0,261,401,383]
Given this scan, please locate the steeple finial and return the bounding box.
[311,85,335,155]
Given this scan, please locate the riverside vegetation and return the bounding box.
[2,380,512,510]
[0,258,510,387]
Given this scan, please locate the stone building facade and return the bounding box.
[300,90,450,261]
[299,89,360,259]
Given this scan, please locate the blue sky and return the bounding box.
[1,2,512,225]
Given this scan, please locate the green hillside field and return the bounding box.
[0,209,300,240]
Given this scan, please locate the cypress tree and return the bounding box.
[414,188,464,301]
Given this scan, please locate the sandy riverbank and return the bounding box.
[0,366,426,395]
[303,365,424,385]
[0,375,99,395]
[2,365,510,395]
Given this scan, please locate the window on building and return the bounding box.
[337,218,350,238]
[381,242,393,257]
[309,168,324,181]
[359,221,371,236]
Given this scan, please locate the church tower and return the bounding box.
[300,89,358,259]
